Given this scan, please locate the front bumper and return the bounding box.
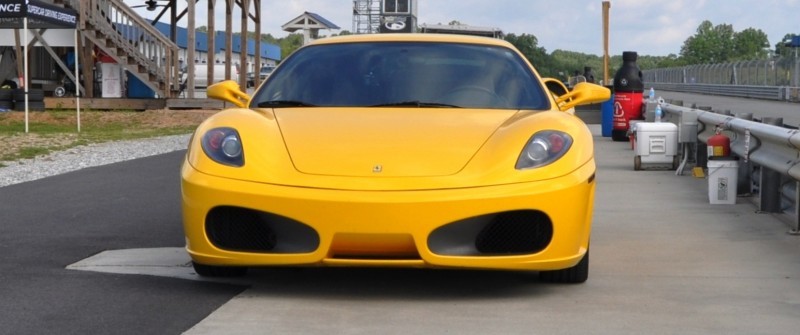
[181,160,595,271]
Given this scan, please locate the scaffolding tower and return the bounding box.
[352,0,381,34]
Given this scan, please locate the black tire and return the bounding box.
[540,249,589,284]
[611,130,629,142]
[192,261,248,277]
[12,89,44,102]
[0,89,12,102]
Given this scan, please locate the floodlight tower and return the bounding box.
[353,0,418,34]
[352,0,381,34]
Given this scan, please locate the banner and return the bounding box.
[0,0,77,29]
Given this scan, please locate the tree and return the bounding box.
[680,21,735,64]
[733,28,770,60]
[504,33,553,75]
[279,33,304,59]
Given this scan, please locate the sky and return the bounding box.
[128,0,800,56]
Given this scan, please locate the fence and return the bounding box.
[643,58,800,102]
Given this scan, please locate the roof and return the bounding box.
[282,11,340,32]
[150,21,281,61]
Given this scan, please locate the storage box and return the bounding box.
[634,122,678,170]
[708,159,738,204]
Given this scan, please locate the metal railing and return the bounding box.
[657,102,800,233]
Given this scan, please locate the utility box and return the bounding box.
[708,159,738,204]
[634,122,678,170]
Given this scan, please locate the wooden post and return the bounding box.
[602,1,611,86]
[225,0,233,80]
[187,0,196,98]
[208,0,216,85]
[239,0,249,90]
[254,0,262,88]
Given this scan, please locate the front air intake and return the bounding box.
[474,210,553,254]
[205,206,319,253]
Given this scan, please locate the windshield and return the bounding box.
[251,42,549,110]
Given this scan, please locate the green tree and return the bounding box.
[504,33,554,75]
[680,21,735,63]
[733,28,770,60]
[279,33,304,59]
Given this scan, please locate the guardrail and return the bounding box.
[649,83,794,101]
[656,101,800,233]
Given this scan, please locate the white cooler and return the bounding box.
[634,122,678,170]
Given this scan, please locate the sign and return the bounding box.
[380,15,413,33]
[0,0,77,29]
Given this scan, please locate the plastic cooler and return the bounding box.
[708,159,738,204]
[633,122,678,170]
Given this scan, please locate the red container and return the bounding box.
[611,51,644,142]
[612,91,643,132]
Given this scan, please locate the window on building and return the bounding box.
[384,0,409,14]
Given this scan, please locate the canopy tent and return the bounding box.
[0,0,80,132]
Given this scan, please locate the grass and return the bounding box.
[0,109,210,165]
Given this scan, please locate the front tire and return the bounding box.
[539,249,589,284]
[192,261,248,277]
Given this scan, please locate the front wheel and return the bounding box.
[539,249,589,284]
[192,261,248,277]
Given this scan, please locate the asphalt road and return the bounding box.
[0,152,244,335]
[2,123,800,334]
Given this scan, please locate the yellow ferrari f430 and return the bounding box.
[181,33,609,283]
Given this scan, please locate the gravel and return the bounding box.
[0,134,191,188]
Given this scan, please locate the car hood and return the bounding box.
[274,108,517,177]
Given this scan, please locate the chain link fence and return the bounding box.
[642,58,800,101]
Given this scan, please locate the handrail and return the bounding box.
[78,0,180,97]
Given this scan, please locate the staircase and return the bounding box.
[76,0,181,98]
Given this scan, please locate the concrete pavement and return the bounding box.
[65,128,800,334]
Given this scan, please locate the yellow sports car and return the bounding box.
[181,34,609,283]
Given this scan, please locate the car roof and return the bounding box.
[308,33,514,49]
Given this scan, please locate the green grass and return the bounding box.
[0,110,201,163]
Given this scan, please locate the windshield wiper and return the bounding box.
[257,100,317,108]
[370,101,462,108]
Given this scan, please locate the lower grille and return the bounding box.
[427,210,553,256]
[205,206,319,253]
[475,211,552,254]
[206,207,277,252]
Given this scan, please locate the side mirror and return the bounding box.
[207,80,251,108]
[555,82,611,111]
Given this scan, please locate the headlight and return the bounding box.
[201,127,244,167]
[515,130,573,170]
